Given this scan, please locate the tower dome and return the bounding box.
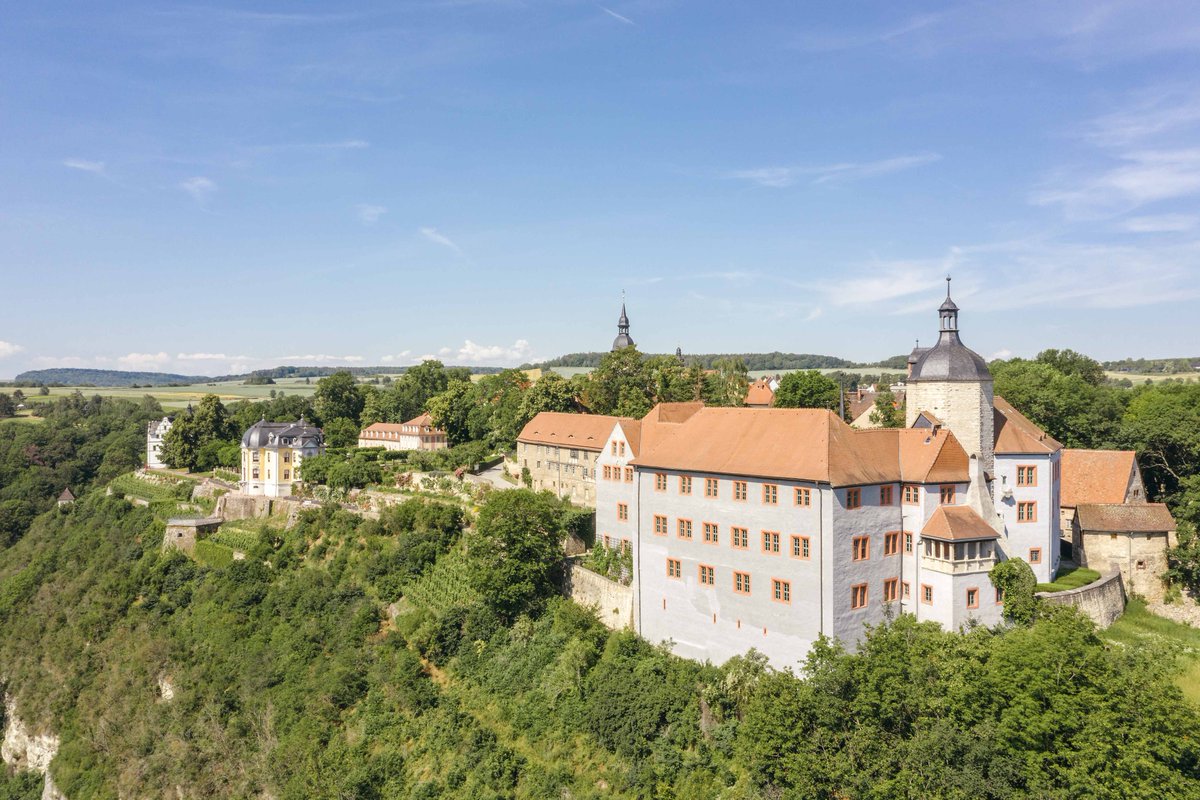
[909,278,991,383]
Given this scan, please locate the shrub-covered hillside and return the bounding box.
[2,481,1200,799]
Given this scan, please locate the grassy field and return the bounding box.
[1104,599,1200,704]
[11,377,322,411]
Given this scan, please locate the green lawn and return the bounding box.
[1036,565,1102,593]
[1104,599,1200,704]
[13,378,321,410]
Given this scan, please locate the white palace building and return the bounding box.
[594,282,1063,669]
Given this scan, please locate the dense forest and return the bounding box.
[529,351,910,371]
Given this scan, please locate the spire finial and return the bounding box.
[946,275,952,298]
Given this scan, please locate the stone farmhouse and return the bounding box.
[1073,503,1176,601]
[358,413,449,451]
[239,418,324,498]
[593,282,1072,668]
[517,412,638,506]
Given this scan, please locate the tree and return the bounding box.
[426,381,477,447]
[161,394,235,471]
[989,558,1039,625]
[323,418,360,449]
[868,389,904,428]
[314,371,365,426]
[0,394,14,418]
[583,347,654,417]
[702,357,750,407]
[467,489,566,620]
[518,373,577,427]
[1037,348,1105,386]
[992,358,1124,448]
[773,370,840,410]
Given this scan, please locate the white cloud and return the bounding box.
[357,204,387,224]
[600,6,635,26]
[180,176,217,203]
[727,153,941,188]
[420,227,464,255]
[804,307,824,322]
[0,341,23,359]
[380,350,412,363]
[990,349,1014,361]
[62,159,106,174]
[279,354,365,363]
[1122,214,1199,233]
[438,339,534,366]
[1032,149,1200,218]
[177,352,228,360]
[118,352,172,369]
[1084,89,1200,148]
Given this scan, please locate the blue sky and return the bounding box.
[2,1,1200,377]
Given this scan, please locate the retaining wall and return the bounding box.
[1036,570,1126,628]
[563,561,634,631]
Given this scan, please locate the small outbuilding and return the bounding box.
[57,488,75,507]
[1074,503,1176,601]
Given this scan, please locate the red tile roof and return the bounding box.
[921,506,999,541]
[1076,503,1175,533]
[517,412,636,452]
[994,396,1062,454]
[1060,449,1138,508]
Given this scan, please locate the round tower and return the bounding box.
[905,278,995,475]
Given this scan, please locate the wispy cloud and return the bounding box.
[380,350,412,364]
[1084,89,1200,148]
[118,352,172,368]
[357,204,387,224]
[793,12,941,53]
[280,354,365,363]
[180,176,217,203]
[600,6,635,26]
[0,341,23,359]
[1122,214,1199,233]
[62,159,106,175]
[420,226,464,255]
[1032,149,1200,218]
[176,352,252,361]
[727,153,941,188]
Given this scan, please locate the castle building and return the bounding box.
[239,418,324,497]
[357,413,448,451]
[516,411,638,506]
[146,416,173,469]
[594,283,1064,669]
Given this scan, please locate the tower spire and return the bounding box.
[612,292,635,351]
[938,274,960,339]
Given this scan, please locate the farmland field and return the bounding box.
[14,377,322,410]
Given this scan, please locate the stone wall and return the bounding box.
[1036,570,1126,628]
[1078,529,1172,602]
[563,561,633,631]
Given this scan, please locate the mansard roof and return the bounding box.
[994,396,1062,454]
[241,419,323,449]
[1060,449,1139,508]
[628,405,970,487]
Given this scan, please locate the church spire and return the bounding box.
[611,292,636,351]
[938,275,960,341]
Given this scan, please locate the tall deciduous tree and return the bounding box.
[467,489,566,620]
[773,370,840,410]
[314,371,365,426]
[868,389,904,428]
[702,357,750,407]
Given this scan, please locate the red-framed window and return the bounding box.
[791,535,810,559]
[666,558,681,579]
[883,578,899,602]
[702,522,719,544]
[698,564,715,585]
[880,485,893,506]
[1017,465,1037,486]
[733,571,751,595]
[884,531,900,556]
[851,584,868,609]
[795,487,811,506]
[704,478,719,498]
[762,531,780,554]
[921,584,933,604]
[772,578,791,603]
[846,488,861,509]
[617,503,628,521]
[677,519,693,539]
[680,476,692,495]
[733,481,748,501]
[903,484,920,505]
[940,485,956,505]
[654,473,667,491]
[731,526,749,549]
[852,536,870,561]
[966,587,979,609]
[763,484,778,505]
[652,515,668,536]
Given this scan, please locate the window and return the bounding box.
[791,535,811,559]
[610,441,617,455]
[624,467,633,483]
[852,536,870,561]
[1029,547,1042,564]
[884,531,900,556]
[252,451,260,463]
[996,587,1005,604]
[902,484,919,504]
[667,558,681,579]
[795,487,811,506]
[851,584,868,609]
[731,526,749,549]
[617,503,628,521]
[763,484,778,504]
[883,578,899,602]
[655,473,667,491]
[966,587,979,609]
[904,532,913,553]
[283,470,290,480]
[677,519,693,539]
[703,522,719,544]
[653,515,668,536]
[680,476,692,495]
[618,442,626,457]
[902,581,911,599]
[772,579,791,603]
[733,481,748,501]
[1018,501,1037,522]
[880,485,893,506]
[283,451,291,463]
[603,465,612,480]
[699,564,715,585]
[252,468,259,479]
[940,485,956,505]
[570,449,579,460]
[846,488,861,509]
[733,571,751,594]
[762,531,780,554]
[705,478,719,498]
[921,584,933,605]
[1017,465,1037,486]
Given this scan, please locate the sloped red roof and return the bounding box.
[921,506,999,541]
[1061,449,1138,507]
[1076,503,1175,532]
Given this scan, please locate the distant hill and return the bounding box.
[530,352,908,371]
[11,364,506,387]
